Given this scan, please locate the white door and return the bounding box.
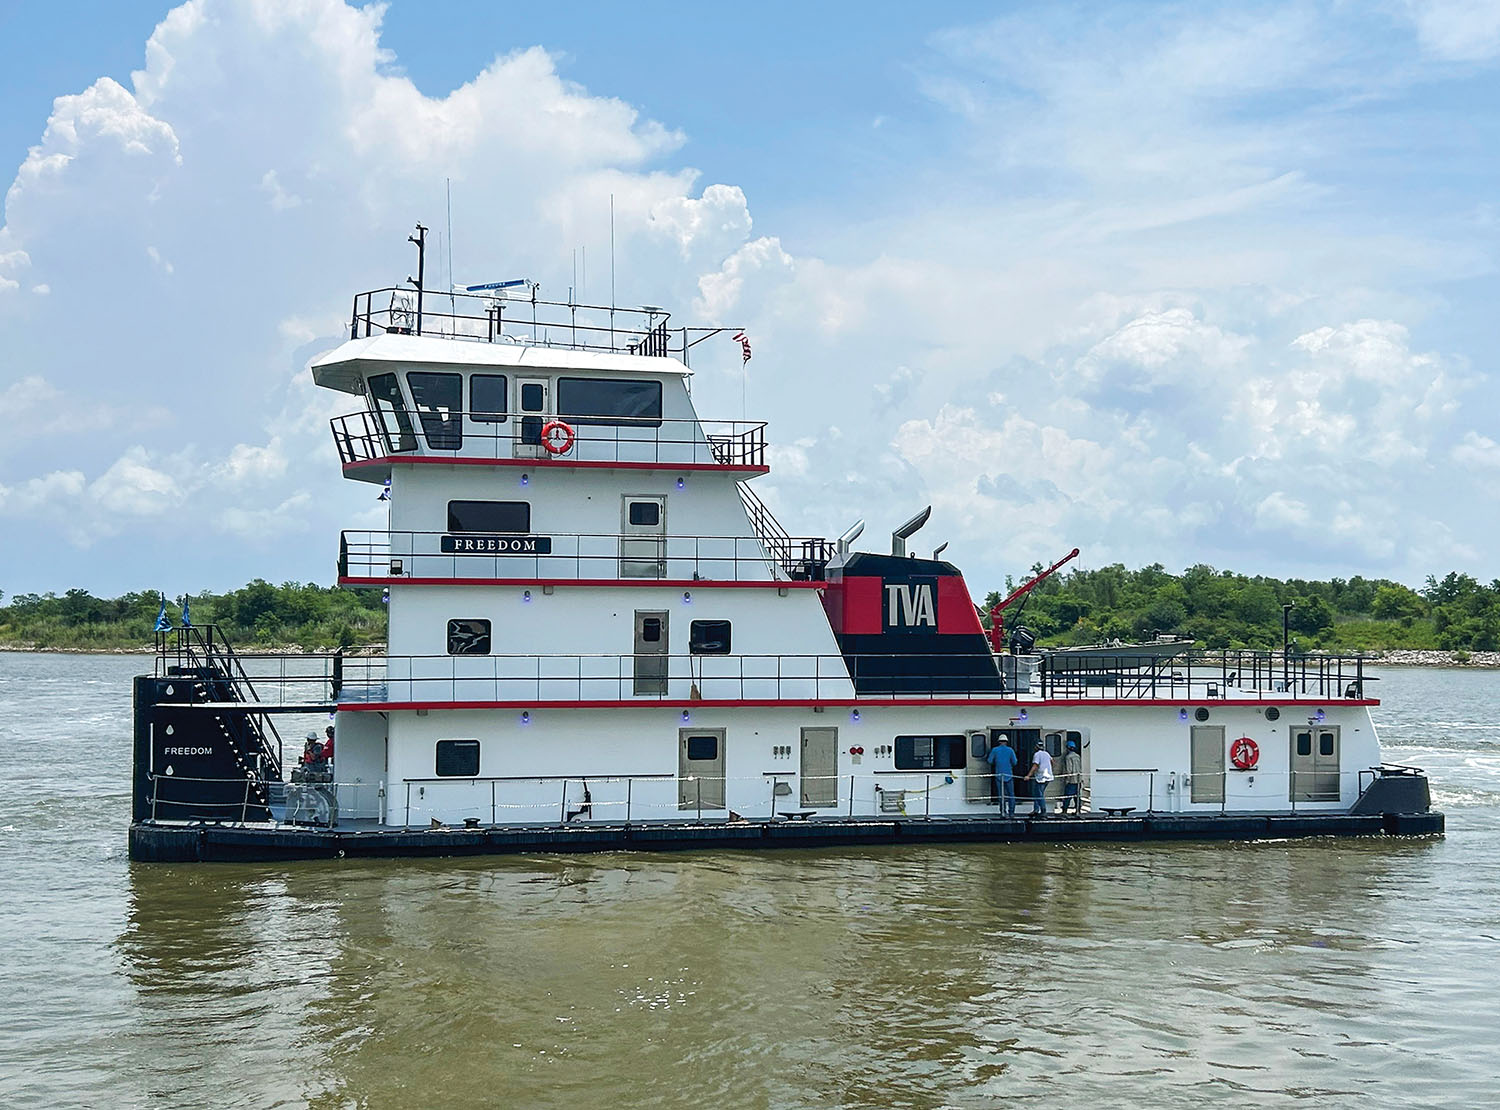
[800,727,838,808]
[620,495,667,578]
[679,729,726,811]
[516,377,550,458]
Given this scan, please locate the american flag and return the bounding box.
[732,331,752,363]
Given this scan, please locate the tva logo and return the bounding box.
[885,581,937,629]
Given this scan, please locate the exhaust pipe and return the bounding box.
[836,519,865,558]
[891,505,932,557]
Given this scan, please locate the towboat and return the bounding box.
[127,244,1442,861]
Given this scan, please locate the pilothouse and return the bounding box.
[127,234,1441,861]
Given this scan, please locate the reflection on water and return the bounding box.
[4,656,1500,1107]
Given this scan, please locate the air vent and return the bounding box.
[1265,706,1281,721]
[1194,707,1211,722]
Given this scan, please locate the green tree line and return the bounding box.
[2,565,1498,653]
[982,565,1500,653]
[0,581,387,650]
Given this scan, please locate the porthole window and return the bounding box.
[689,620,731,654]
[447,619,491,655]
[436,739,480,777]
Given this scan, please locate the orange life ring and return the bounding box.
[540,420,575,455]
[1230,735,1259,770]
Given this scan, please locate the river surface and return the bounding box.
[1,654,1498,1108]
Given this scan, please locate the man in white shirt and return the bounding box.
[1022,740,1054,816]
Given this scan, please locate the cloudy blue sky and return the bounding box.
[1,0,1498,598]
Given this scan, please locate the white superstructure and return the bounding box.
[308,284,1385,830]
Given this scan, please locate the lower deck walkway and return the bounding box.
[129,809,1444,862]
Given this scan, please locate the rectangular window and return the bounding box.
[368,372,417,452]
[521,382,545,412]
[1296,732,1312,757]
[640,616,663,643]
[1319,732,1335,757]
[446,619,491,655]
[689,620,731,654]
[894,734,968,771]
[435,739,480,777]
[557,377,663,427]
[447,500,530,533]
[406,371,463,450]
[686,735,719,761]
[471,374,508,423]
[627,501,661,526]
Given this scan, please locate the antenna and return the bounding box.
[406,223,428,336]
[609,193,616,348]
[446,179,455,325]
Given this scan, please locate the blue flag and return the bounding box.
[154,596,170,632]
[181,596,192,628]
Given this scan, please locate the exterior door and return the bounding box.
[516,377,550,458]
[620,495,667,578]
[966,730,996,803]
[1190,725,1225,803]
[679,728,726,810]
[632,610,668,696]
[800,727,838,808]
[1291,725,1341,802]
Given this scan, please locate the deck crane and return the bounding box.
[986,547,1080,654]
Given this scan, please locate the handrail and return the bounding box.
[340,528,830,583]
[330,410,768,469]
[349,286,739,362]
[141,766,1386,830]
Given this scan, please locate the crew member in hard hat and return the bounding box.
[1059,739,1083,815]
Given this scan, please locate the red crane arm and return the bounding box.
[987,547,1080,651]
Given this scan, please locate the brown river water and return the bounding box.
[2,653,1498,1108]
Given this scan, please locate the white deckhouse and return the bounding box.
[127,255,1438,862]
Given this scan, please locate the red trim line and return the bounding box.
[339,576,823,589]
[340,697,1379,712]
[344,456,769,476]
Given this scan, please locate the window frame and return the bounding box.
[406,371,464,450]
[367,372,417,453]
[435,738,481,777]
[470,373,509,424]
[447,500,531,534]
[689,619,732,655]
[893,734,968,771]
[556,377,664,427]
[446,618,492,655]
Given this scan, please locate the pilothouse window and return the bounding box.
[367,373,417,453]
[407,371,463,450]
[470,374,508,423]
[557,377,663,427]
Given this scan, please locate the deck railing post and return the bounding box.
[849,774,855,818]
[1148,771,1155,815]
[1221,771,1227,816]
[151,776,159,823]
[241,777,251,825]
[626,777,634,824]
[491,780,496,825]
[925,775,931,819]
[770,777,779,821]
[405,781,411,827]
[1291,770,1297,813]
[696,778,702,823]
[560,780,568,824]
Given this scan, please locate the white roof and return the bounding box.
[310,334,691,395]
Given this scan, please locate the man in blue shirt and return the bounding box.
[986,734,1018,816]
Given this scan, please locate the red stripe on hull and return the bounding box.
[340,697,1379,712]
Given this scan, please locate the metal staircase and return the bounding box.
[736,482,830,581]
